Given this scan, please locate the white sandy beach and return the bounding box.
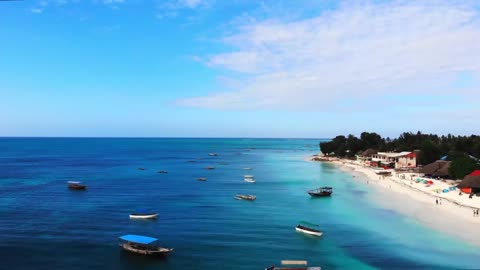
[310,157,480,247]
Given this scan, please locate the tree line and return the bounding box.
[319,132,480,179]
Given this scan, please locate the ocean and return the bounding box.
[0,138,479,270]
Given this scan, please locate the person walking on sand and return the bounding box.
[436,199,438,205]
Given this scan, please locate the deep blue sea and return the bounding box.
[1,138,479,270]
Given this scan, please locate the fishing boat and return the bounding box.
[118,234,173,257]
[307,187,332,197]
[129,209,158,219]
[234,194,256,201]
[295,221,323,236]
[265,260,321,270]
[197,177,207,181]
[67,181,86,190]
[244,175,256,183]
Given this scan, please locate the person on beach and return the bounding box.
[436,199,438,205]
[439,199,442,205]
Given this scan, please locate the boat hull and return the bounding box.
[129,213,159,219]
[120,243,172,257]
[295,226,323,237]
[307,192,331,197]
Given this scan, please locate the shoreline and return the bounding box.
[309,156,480,247]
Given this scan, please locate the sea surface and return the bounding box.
[0,138,479,270]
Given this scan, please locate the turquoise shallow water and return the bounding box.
[0,138,479,270]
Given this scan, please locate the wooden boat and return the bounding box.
[234,194,256,201]
[129,209,158,219]
[205,166,215,170]
[265,260,321,270]
[119,235,173,257]
[157,170,168,174]
[307,187,332,197]
[295,221,323,237]
[68,181,86,190]
[244,175,255,183]
[197,177,207,181]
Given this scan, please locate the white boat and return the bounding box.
[295,221,323,237]
[234,194,256,201]
[129,209,158,219]
[244,175,256,183]
[243,167,252,170]
[208,153,218,156]
[265,260,321,270]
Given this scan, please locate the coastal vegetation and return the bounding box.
[320,132,480,179]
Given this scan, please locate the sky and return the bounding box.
[1,0,480,138]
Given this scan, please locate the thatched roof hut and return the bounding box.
[421,160,451,177]
[457,170,480,189]
[362,148,377,157]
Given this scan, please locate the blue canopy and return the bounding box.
[119,235,158,245]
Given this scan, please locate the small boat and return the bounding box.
[243,167,252,170]
[234,194,256,201]
[157,170,168,174]
[208,153,218,156]
[244,175,256,183]
[197,177,207,181]
[138,168,146,171]
[68,181,86,190]
[118,234,173,257]
[265,260,321,270]
[187,160,196,163]
[205,166,215,170]
[129,209,159,219]
[307,187,332,197]
[295,221,323,237]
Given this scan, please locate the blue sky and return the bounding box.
[1,0,480,138]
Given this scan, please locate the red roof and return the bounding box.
[469,170,480,176]
[406,153,416,158]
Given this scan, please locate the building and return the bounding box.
[371,152,416,169]
[356,148,378,163]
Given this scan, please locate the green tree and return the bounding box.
[419,140,441,165]
[449,154,480,180]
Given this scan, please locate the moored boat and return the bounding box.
[129,209,158,219]
[68,181,86,190]
[234,194,256,201]
[208,153,218,156]
[295,221,323,237]
[307,187,332,197]
[265,260,321,270]
[243,167,252,170]
[244,175,256,183]
[205,166,215,170]
[197,177,207,181]
[118,234,173,257]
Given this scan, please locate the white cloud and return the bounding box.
[103,0,124,4]
[179,0,480,111]
[30,8,44,13]
[181,0,203,8]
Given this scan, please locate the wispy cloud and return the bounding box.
[156,0,209,19]
[30,8,44,13]
[178,1,480,112]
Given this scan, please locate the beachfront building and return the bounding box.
[371,152,417,169]
[457,170,480,194]
[356,148,378,163]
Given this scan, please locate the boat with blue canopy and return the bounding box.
[295,221,323,236]
[129,209,158,219]
[118,234,173,256]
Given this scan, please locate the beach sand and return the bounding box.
[310,157,480,247]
